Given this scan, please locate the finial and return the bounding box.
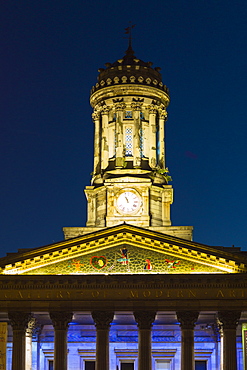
[124,22,136,53]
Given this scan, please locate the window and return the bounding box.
[195,361,207,370]
[140,112,145,120]
[48,360,54,370]
[125,111,132,119]
[155,360,171,370]
[125,127,133,156]
[121,362,134,370]
[85,360,95,370]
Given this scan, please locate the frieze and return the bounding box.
[0,287,247,301]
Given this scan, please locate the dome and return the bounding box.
[90,45,169,95]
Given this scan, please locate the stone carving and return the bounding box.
[92,111,100,121]
[26,316,37,337]
[114,102,126,111]
[50,311,73,330]
[131,102,142,111]
[9,311,32,331]
[91,311,114,330]
[148,104,157,114]
[218,311,241,329]
[134,311,156,329]
[176,311,199,329]
[101,106,110,115]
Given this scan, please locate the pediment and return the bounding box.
[1,224,246,275]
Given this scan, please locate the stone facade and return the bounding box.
[1,45,247,370]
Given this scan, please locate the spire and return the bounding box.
[124,23,136,55]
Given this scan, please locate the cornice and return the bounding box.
[1,224,246,275]
[0,273,247,290]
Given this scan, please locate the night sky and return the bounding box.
[1,0,247,257]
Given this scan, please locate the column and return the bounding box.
[25,317,36,370]
[176,311,199,370]
[92,311,114,370]
[115,102,126,167]
[92,110,101,175]
[101,106,110,170]
[32,324,43,370]
[158,108,167,168]
[218,311,241,370]
[148,105,157,168]
[50,311,73,370]
[134,311,156,370]
[9,311,31,370]
[131,102,142,168]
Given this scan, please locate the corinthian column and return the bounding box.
[158,109,167,168]
[92,311,114,370]
[131,102,142,168]
[134,311,156,370]
[148,105,157,168]
[92,110,101,175]
[101,106,110,170]
[50,311,73,370]
[115,102,126,168]
[176,311,199,370]
[218,311,241,370]
[9,311,31,370]
[25,317,36,370]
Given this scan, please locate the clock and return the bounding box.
[116,190,141,214]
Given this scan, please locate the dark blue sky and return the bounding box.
[1,0,247,256]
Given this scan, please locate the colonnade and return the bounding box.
[92,102,168,176]
[8,310,241,370]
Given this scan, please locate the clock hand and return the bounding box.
[125,196,129,203]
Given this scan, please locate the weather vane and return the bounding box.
[124,22,136,48]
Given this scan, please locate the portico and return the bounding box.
[1,273,246,370]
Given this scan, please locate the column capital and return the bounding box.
[92,311,114,330]
[148,104,157,114]
[50,311,73,330]
[92,111,101,121]
[176,311,199,330]
[101,106,110,115]
[131,102,142,111]
[9,311,31,331]
[114,102,126,111]
[134,311,156,329]
[218,311,241,330]
[159,108,168,120]
[26,316,37,338]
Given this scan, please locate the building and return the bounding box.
[0,43,247,370]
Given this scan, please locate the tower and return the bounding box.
[63,45,193,240]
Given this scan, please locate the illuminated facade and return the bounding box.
[0,45,247,370]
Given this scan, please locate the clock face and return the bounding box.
[116,191,141,214]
